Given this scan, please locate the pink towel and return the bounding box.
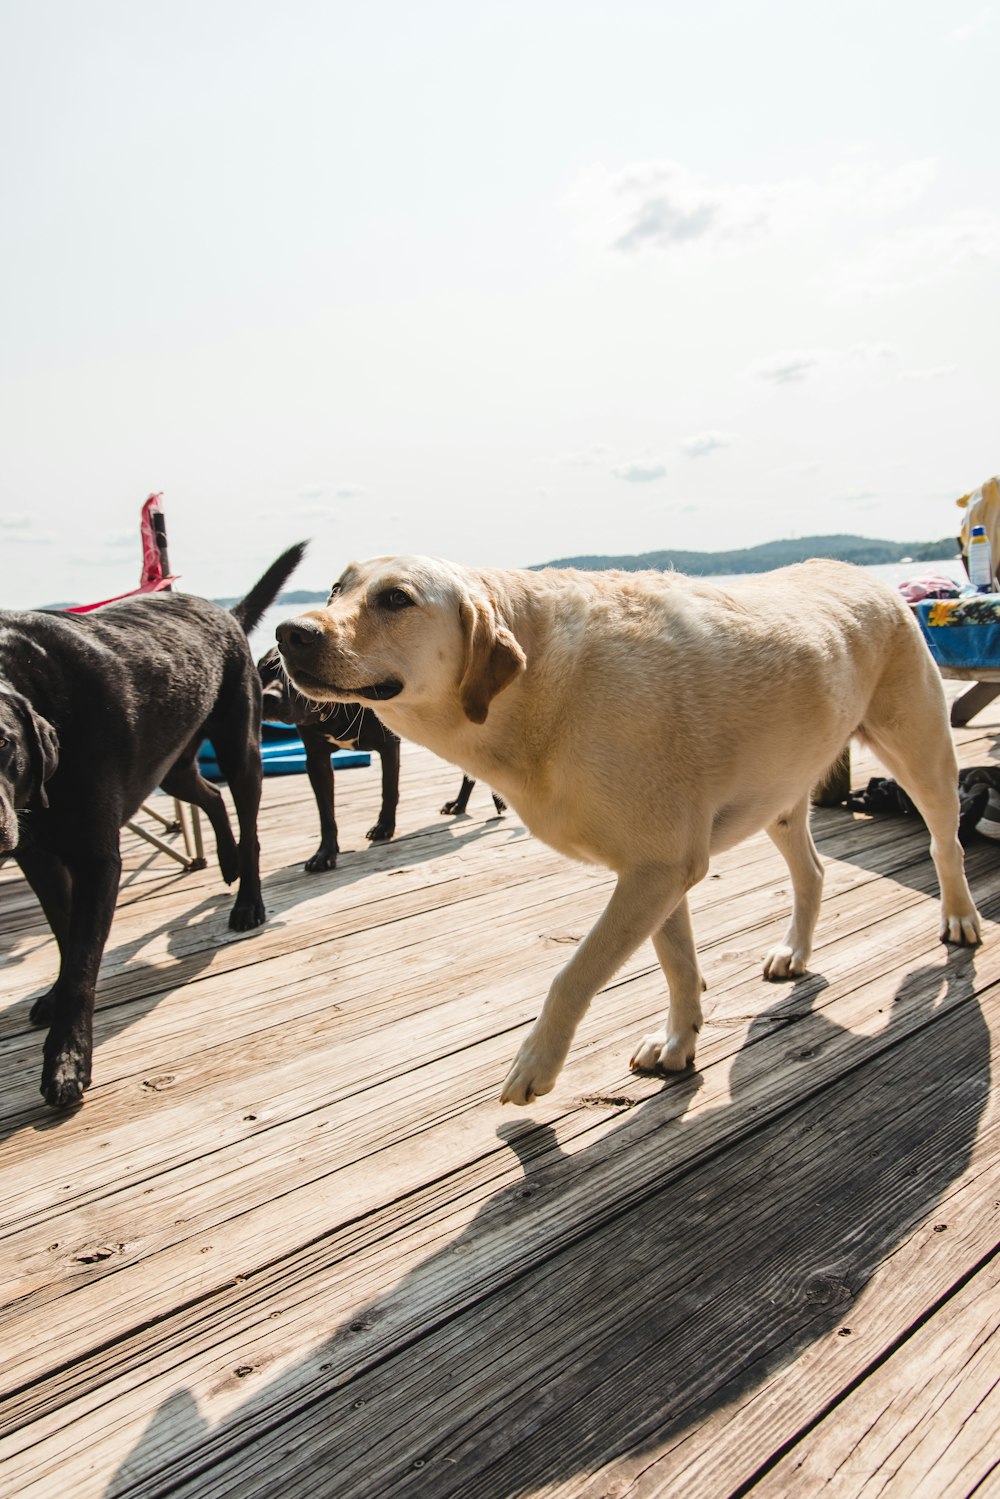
[897,574,962,604]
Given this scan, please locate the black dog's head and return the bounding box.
[0,690,60,854]
[257,645,310,727]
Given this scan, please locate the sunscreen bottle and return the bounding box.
[968,524,994,592]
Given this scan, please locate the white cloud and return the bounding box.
[947,7,992,42]
[899,365,959,380]
[838,488,879,504]
[613,190,726,253]
[849,342,900,362]
[285,502,334,520]
[826,158,940,217]
[105,527,141,552]
[612,460,668,483]
[826,213,1000,301]
[562,445,611,467]
[748,350,829,384]
[748,344,900,385]
[591,160,803,258]
[0,515,54,545]
[771,460,825,477]
[678,431,734,457]
[277,482,367,521]
[73,549,142,570]
[569,156,940,262]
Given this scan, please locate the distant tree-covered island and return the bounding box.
[229,532,960,607]
[531,533,960,575]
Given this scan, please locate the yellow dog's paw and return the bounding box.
[762,944,809,981]
[940,907,982,946]
[629,1030,696,1075]
[500,1043,560,1106]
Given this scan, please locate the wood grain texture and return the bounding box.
[1,700,998,1497]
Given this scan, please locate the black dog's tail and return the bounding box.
[231,542,308,635]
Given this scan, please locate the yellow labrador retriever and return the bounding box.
[277,556,981,1104]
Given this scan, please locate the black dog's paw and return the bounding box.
[491,795,507,815]
[304,847,338,873]
[440,800,464,816]
[29,990,56,1027]
[41,1035,91,1109]
[228,896,266,931]
[218,842,240,885]
[366,822,394,842]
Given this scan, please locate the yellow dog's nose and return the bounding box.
[275,615,325,664]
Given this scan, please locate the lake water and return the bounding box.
[247,555,969,661]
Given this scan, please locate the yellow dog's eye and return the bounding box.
[379,587,414,612]
[328,581,343,601]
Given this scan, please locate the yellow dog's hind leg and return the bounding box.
[861,650,981,946]
[762,793,825,979]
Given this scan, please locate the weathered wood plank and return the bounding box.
[0,732,997,1499]
[749,1250,1000,1499]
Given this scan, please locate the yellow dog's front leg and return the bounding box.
[500,863,698,1105]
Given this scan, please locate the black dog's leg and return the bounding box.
[441,776,506,817]
[441,775,476,816]
[16,846,72,1026]
[37,845,121,1108]
[303,733,339,873]
[212,717,266,931]
[367,735,399,842]
[160,758,237,880]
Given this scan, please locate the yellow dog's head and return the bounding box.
[276,555,526,725]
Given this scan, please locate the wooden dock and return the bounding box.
[1,709,998,1498]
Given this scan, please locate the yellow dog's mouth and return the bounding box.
[351,679,404,702]
[285,667,404,704]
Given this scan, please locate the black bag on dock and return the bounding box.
[846,768,998,846]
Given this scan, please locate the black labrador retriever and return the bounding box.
[258,646,505,872]
[258,645,401,872]
[0,543,304,1109]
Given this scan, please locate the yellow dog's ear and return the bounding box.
[458,597,526,724]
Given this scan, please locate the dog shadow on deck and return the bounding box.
[0,885,236,1141]
[108,950,991,1497]
[262,809,526,908]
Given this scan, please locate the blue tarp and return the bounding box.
[198,725,371,781]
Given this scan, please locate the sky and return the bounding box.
[1,0,998,608]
